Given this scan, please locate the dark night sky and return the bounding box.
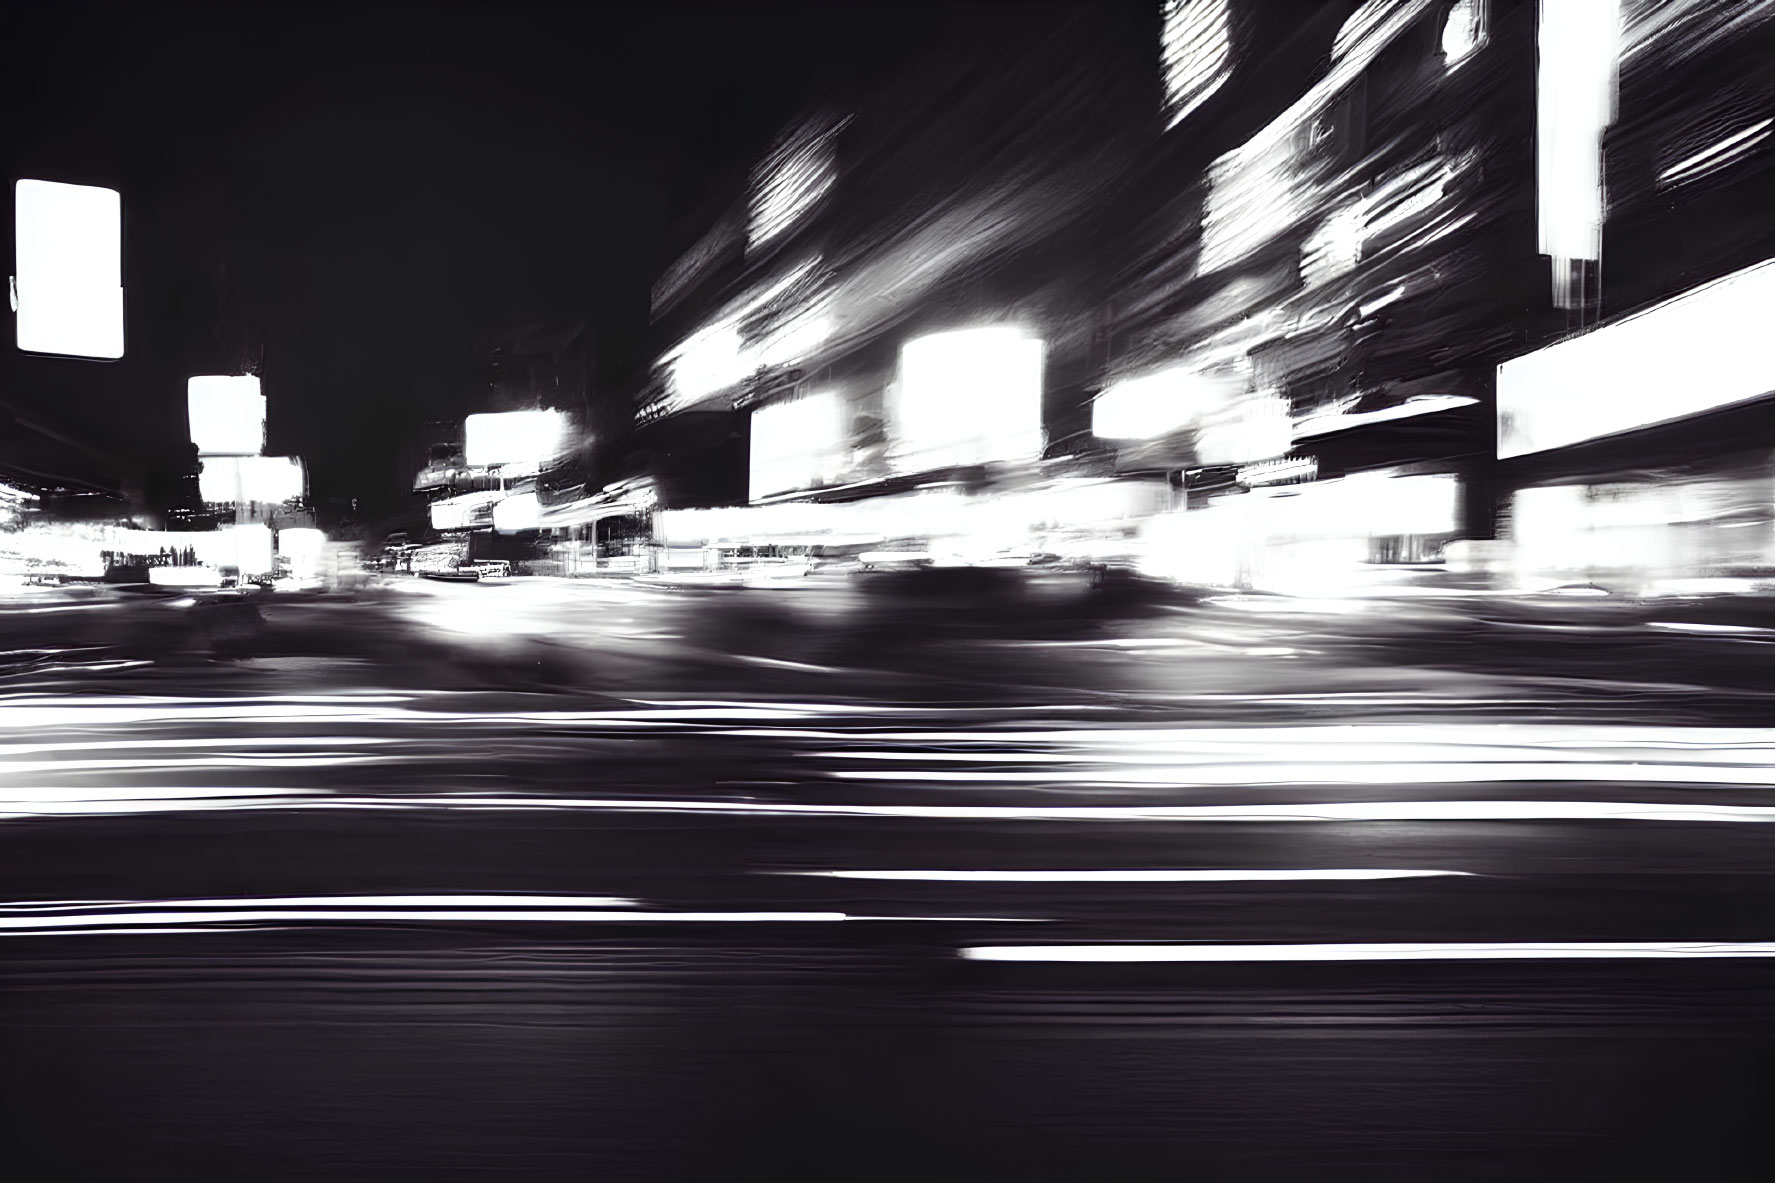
[0,0,1018,523]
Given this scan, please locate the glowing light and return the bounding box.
[464,410,566,469]
[429,491,500,532]
[750,390,846,502]
[13,179,124,359]
[198,456,305,504]
[748,113,847,252]
[1201,0,1436,274]
[1293,395,1478,438]
[493,491,541,534]
[1537,0,1621,285]
[893,328,1043,472]
[962,941,1775,963]
[794,868,1469,882]
[1441,0,1486,65]
[1659,118,1774,188]
[147,567,222,588]
[187,375,266,457]
[223,524,274,577]
[1093,366,1239,440]
[1497,255,1775,458]
[1161,0,1233,130]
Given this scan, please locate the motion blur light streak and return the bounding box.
[961,942,1775,963]
[12,795,1775,825]
[1536,0,1621,299]
[1658,116,1774,187]
[792,869,1474,883]
[0,909,852,932]
[1160,0,1232,130]
[0,894,638,911]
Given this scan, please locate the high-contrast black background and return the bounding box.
[0,0,1029,519]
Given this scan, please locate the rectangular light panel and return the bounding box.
[187,376,266,457]
[1497,256,1775,458]
[464,410,566,469]
[13,179,125,359]
[750,390,845,502]
[892,329,1044,474]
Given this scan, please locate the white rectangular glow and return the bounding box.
[493,491,541,534]
[464,410,566,469]
[750,390,845,502]
[13,179,124,359]
[198,456,305,505]
[892,328,1043,473]
[1497,256,1775,458]
[187,376,266,457]
[221,524,274,577]
[1536,0,1621,263]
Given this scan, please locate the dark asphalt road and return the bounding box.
[3,577,1775,1180]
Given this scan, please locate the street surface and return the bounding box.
[3,575,1775,1179]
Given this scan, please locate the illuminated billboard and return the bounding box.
[464,410,567,469]
[1497,256,1775,458]
[492,492,541,534]
[13,179,125,359]
[891,328,1044,474]
[187,376,266,457]
[750,390,845,502]
[198,456,305,505]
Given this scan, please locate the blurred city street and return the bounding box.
[5,579,1775,1179]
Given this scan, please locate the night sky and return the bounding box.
[0,1,1013,525]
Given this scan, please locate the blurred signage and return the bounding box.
[1497,255,1775,458]
[188,375,265,457]
[892,328,1044,474]
[464,410,566,469]
[750,390,845,502]
[199,456,305,505]
[13,179,124,359]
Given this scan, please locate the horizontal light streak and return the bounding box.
[791,869,1471,882]
[6,794,1775,825]
[963,941,1775,963]
[0,894,637,912]
[825,762,1775,788]
[0,909,848,932]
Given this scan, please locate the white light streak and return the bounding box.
[1161,0,1233,130]
[0,894,636,911]
[1442,0,1487,66]
[1536,0,1621,271]
[1659,118,1774,188]
[1497,255,1775,458]
[748,113,847,252]
[962,941,1775,963]
[0,909,849,932]
[13,178,124,359]
[791,869,1471,883]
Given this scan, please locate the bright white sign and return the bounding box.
[199,456,305,505]
[188,376,266,456]
[750,390,845,502]
[1497,255,1775,458]
[892,328,1043,474]
[13,179,125,359]
[493,492,541,534]
[464,410,566,469]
